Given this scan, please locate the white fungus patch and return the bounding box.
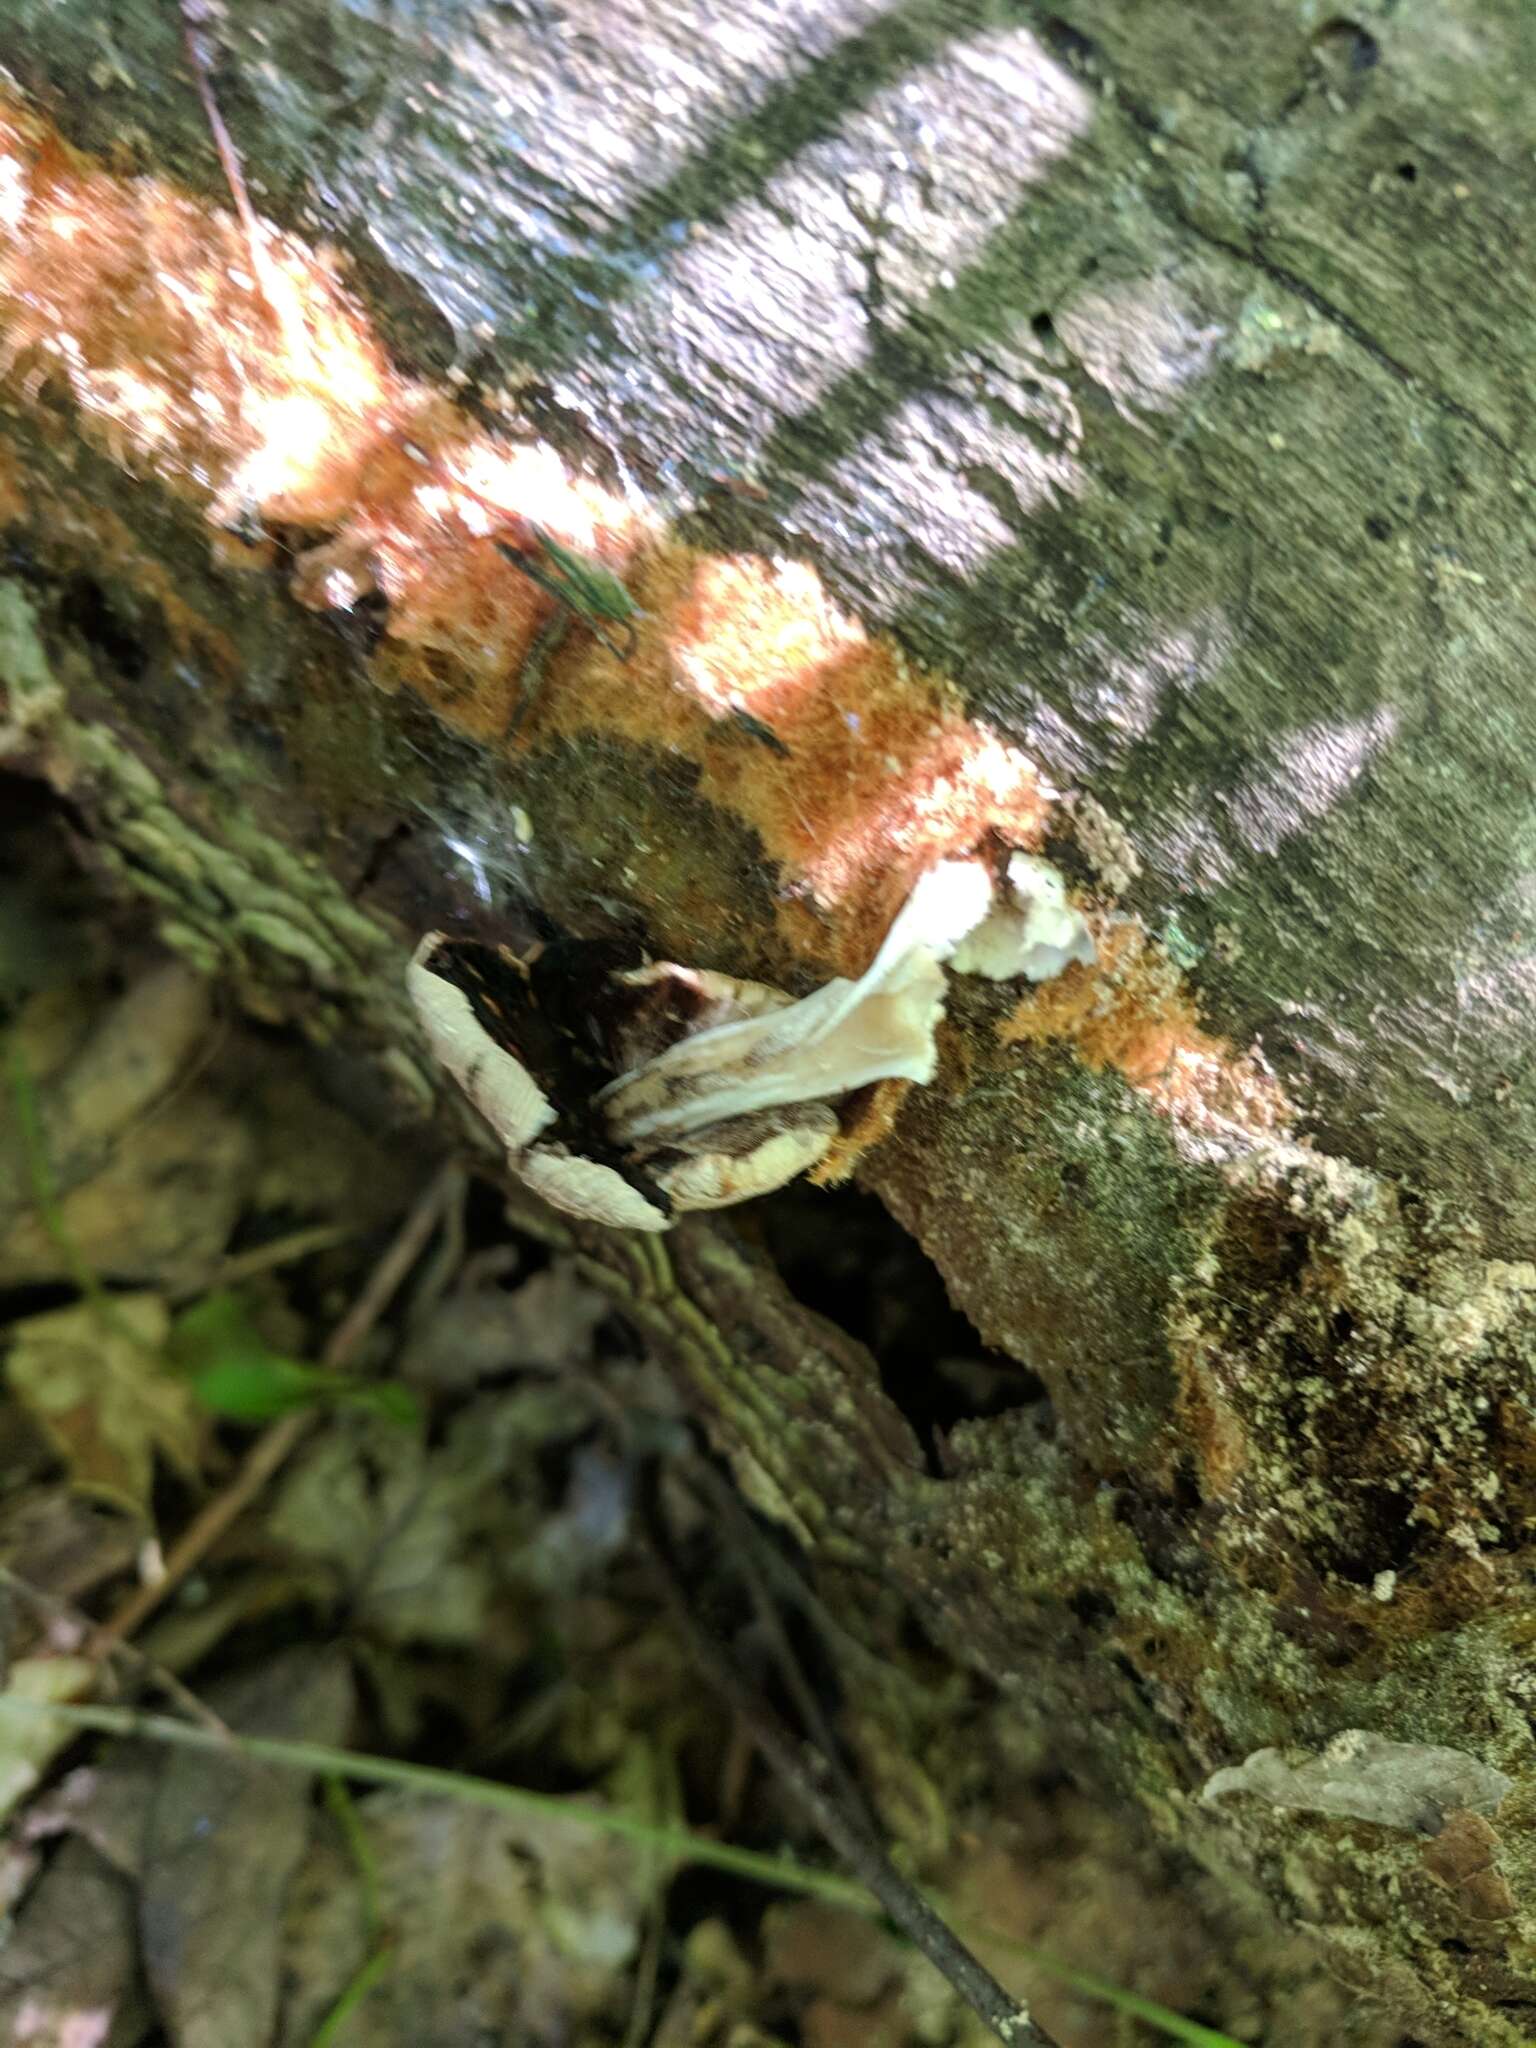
[1203,1730,1514,1834]
[410,852,1091,1227]
[407,934,555,1152]
[948,852,1096,982]
[602,857,996,1145]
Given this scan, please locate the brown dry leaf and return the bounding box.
[0,1654,95,1823]
[0,1087,254,1288]
[0,963,212,1230]
[398,1262,612,1391]
[279,1787,655,2048]
[139,1645,353,2048]
[0,1836,152,2048]
[0,1483,142,1609]
[0,964,418,1294]
[3,1293,199,1515]
[762,1903,898,2008]
[761,1904,965,2048]
[266,1385,591,1648]
[265,1416,501,1649]
[21,1741,162,1883]
[244,1057,420,1236]
[651,1920,759,2048]
[800,1989,932,2048]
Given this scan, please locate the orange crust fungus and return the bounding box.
[0,89,1294,1176]
[1000,920,1293,1145]
[535,546,1053,971]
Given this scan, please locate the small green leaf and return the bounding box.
[529,528,641,627]
[336,1380,421,1428]
[189,1354,331,1422]
[170,1291,418,1428]
[168,1291,273,1374]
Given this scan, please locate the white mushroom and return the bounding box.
[601,858,996,1145]
[407,933,556,1152]
[651,1105,839,1211]
[408,850,1094,1230]
[516,1148,672,1232]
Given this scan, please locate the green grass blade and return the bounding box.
[19,1698,1249,2046]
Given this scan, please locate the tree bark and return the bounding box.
[3,4,1536,2039]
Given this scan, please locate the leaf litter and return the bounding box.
[5,1293,199,1516]
[0,783,1402,2048]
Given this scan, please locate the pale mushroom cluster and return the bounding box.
[408,852,1094,1230]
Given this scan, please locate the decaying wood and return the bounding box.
[3,4,1536,2039]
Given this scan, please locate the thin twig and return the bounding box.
[637,1473,1060,2048]
[89,1411,302,1654]
[181,1222,355,1299]
[401,1164,469,1332]
[0,1567,228,1734]
[317,1160,460,1374]
[178,2,289,332]
[682,1452,881,1845]
[91,1159,460,1652]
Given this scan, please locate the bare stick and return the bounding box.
[91,1159,460,1652]
[682,1452,882,1845]
[638,1476,1059,2048]
[178,0,307,362]
[184,1221,354,1298]
[0,1567,228,1733]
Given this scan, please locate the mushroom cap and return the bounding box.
[516,1146,672,1231]
[608,962,796,1072]
[656,1108,837,1211]
[405,855,1050,1232]
[602,859,996,1145]
[407,933,557,1153]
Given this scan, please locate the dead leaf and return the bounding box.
[651,1920,758,2048]
[245,1058,420,1234]
[398,1262,611,1391]
[0,965,418,1293]
[266,1417,497,1648]
[22,1743,161,1882]
[0,1088,253,1289]
[763,1903,897,2007]
[279,1788,654,2048]
[0,1836,152,2048]
[0,1484,141,1610]
[4,1293,199,1515]
[266,1387,589,1648]
[139,1645,353,2048]
[517,1445,634,1593]
[0,1836,41,1917]
[759,1904,935,2048]
[0,962,212,1227]
[801,1989,919,2048]
[0,1654,95,1822]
